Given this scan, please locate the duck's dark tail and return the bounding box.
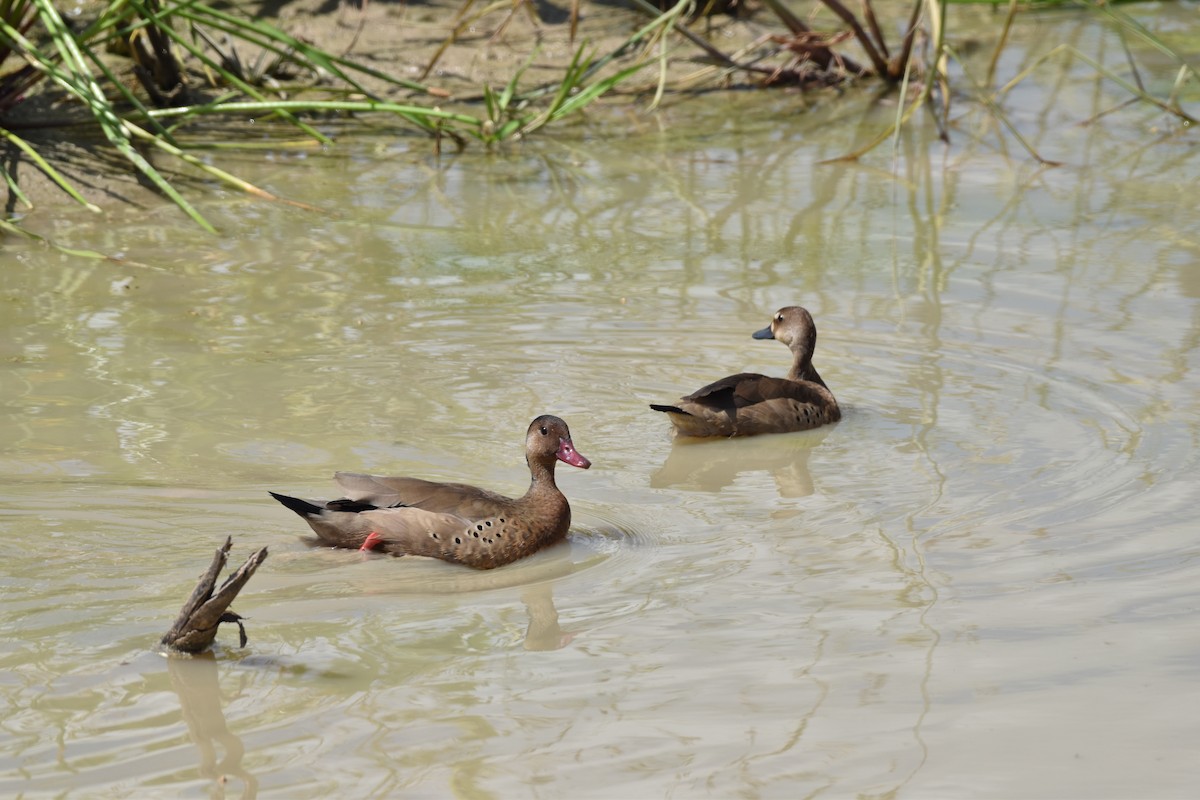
[269,491,381,517]
[650,403,688,415]
[268,491,325,518]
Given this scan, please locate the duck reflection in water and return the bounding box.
[651,426,833,498]
[521,584,576,651]
[291,544,581,651]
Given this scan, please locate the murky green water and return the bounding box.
[4,9,1200,798]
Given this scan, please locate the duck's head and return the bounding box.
[752,306,818,352]
[526,415,591,470]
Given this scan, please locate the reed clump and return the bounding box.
[1,0,1194,240]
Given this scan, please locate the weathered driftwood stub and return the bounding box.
[162,537,268,653]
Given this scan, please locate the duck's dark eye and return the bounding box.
[540,426,548,435]
[776,314,784,322]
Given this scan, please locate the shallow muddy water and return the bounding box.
[3,9,1200,798]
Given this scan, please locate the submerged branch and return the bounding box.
[162,537,268,653]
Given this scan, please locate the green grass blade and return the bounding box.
[551,60,648,120]
[168,1,444,97]
[78,38,181,144]
[121,120,318,210]
[496,119,522,140]
[137,99,481,127]
[0,125,102,212]
[25,0,217,230]
[1085,0,1200,80]
[544,43,590,119]
[1,161,32,210]
[123,0,333,145]
[484,84,498,123]
[0,216,141,262]
[499,45,540,112]
[28,0,118,123]
[114,124,219,231]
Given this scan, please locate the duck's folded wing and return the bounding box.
[334,472,508,513]
[667,375,839,436]
[728,378,841,433]
[676,372,765,412]
[730,376,836,410]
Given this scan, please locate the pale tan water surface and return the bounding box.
[3,9,1200,799]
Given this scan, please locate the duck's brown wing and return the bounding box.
[334,472,512,515]
[684,372,767,407]
[722,375,840,435]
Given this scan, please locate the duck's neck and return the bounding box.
[788,350,828,388]
[524,459,560,499]
[522,459,571,542]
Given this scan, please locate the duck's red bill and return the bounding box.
[556,438,591,469]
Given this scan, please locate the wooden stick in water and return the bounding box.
[162,537,268,653]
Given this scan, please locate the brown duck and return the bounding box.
[650,306,840,437]
[269,415,591,570]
